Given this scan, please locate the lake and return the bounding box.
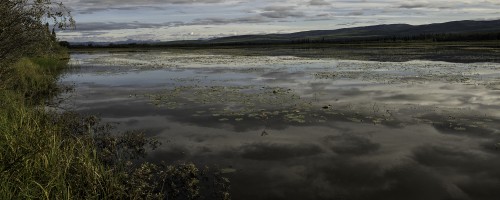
[61,48,500,200]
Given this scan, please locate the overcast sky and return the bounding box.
[57,0,500,42]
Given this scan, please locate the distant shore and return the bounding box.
[68,41,500,64]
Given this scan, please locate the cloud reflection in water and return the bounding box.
[61,51,500,199]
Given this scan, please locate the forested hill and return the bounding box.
[73,19,500,47]
[160,19,500,46]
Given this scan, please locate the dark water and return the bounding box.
[62,50,500,200]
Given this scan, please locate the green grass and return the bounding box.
[0,56,127,199]
[1,52,71,99]
[0,53,230,199]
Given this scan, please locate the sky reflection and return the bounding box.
[61,50,500,199]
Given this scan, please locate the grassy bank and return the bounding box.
[0,51,230,199]
[0,54,124,199]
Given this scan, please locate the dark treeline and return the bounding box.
[290,32,500,44]
[381,32,497,42]
[69,32,500,49]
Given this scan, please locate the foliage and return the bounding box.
[0,0,74,67]
[0,56,67,101]
[0,57,122,199]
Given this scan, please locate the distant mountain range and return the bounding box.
[71,19,500,47]
[171,19,500,45]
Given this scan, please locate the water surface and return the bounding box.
[62,49,500,200]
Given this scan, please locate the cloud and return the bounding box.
[347,11,364,16]
[309,0,331,6]
[75,0,226,6]
[411,145,500,198]
[323,134,380,155]
[260,6,305,18]
[59,0,500,42]
[68,0,229,13]
[70,16,269,32]
[77,31,109,37]
[398,2,431,9]
[72,22,177,31]
[191,16,268,25]
[184,132,227,143]
[237,142,323,160]
[227,141,500,199]
[397,1,454,10]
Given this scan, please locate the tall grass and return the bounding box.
[0,57,126,199]
[0,55,230,199]
[1,56,66,102]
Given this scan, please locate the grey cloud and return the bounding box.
[72,22,181,31]
[191,16,268,25]
[398,2,430,9]
[309,0,330,6]
[335,21,366,26]
[71,16,268,32]
[347,11,364,16]
[323,134,380,155]
[261,11,305,18]
[77,0,225,5]
[304,13,334,21]
[184,132,227,143]
[78,31,109,37]
[263,6,296,12]
[398,1,453,9]
[260,6,305,18]
[75,6,145,14]
[237,142,323,160]
[70,0,226,13]
[161,0,224,3]
[411,145,500,199]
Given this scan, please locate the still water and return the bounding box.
[62,50,500,200]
